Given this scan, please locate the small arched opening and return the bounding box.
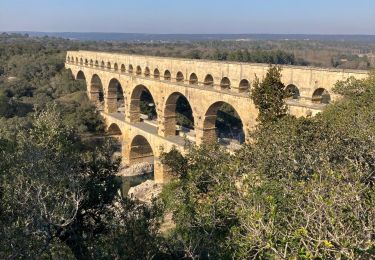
[75,57,78,64]
[107,62,112,70]
[101,61,105,69]
[285,84,300,100]
[220,77,231,90]
[189,73,198,85]
[239,79,250,93]
[107,78,125,113]
[204,74,214,87]
[121,64,126,73]
[114,63,119,71]
[203,102,245,146]
[130,85,157,123]
[80,58,83,65]
[90,74,104,108]
[95,60,99,67]
[128,65,134,74]
[136,66,142,75]
[163,92,195,137]
[176,71,184,83]
[312,88,331,104]
[144,67,151,77]
[154,69,160,79]
[84,59,88,66]
[164,70,171,81]
[90,59,94,67]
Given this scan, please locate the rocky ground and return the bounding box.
[128,180,163,203]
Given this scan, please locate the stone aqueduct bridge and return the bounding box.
[65,50,368,183]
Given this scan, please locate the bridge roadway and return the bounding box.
[66,50,369,183]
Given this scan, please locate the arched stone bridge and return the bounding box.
[65,50,368,183]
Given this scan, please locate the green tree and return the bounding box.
[251,66,287,123]
[160,70,375,259]
[0,105,162,259]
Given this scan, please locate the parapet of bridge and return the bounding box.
[65,50,368,183]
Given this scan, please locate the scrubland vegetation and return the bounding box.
[1,33,375,259]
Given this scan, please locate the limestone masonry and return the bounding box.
[65,50,368,183]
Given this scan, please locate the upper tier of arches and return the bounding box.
[68,57,332,104]
[67,55,254,94]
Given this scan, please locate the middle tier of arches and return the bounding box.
[75,68,254,145]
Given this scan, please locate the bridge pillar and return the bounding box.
[154,157,170,183]
[105,96,117,113]
[195,127,217,145]
[195,114,217,145]
[158,103,178,137]
[89,90,99,101]
[159,116,177,137]
[128,98,141,123]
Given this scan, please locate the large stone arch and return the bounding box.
[89,74,104,107]
[285,84,300,100]
[200,101,245,145]
[312,88,331,104]
[106,78,125,114]
[162,92,195,137]
[107,122,122,136]
[128,135,154,165]
[107,123,124,163]
[128,84,157,123]
[76,70,86,81]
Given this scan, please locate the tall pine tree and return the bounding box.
[251,66,287,123]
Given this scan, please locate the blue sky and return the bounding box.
[0,0,374,34]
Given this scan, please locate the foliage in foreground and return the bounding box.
[0,105,162,259]
[161,71,375,259]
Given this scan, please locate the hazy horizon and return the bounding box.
[4,31,375,36]
[1,0,375,35]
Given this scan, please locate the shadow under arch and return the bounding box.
[312,88,331,104]
[76,70,86,81]
[90,74,104,108]
[163,92,195,137]
[129,135,154,166]
[285,84,300,99]
[189,73,198,85]
[203,101,245,146]
[107,123,123,164]
[129,85,157,123]
[107,78,125,113]
[108,123,122,136]
[204,74,214,87]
